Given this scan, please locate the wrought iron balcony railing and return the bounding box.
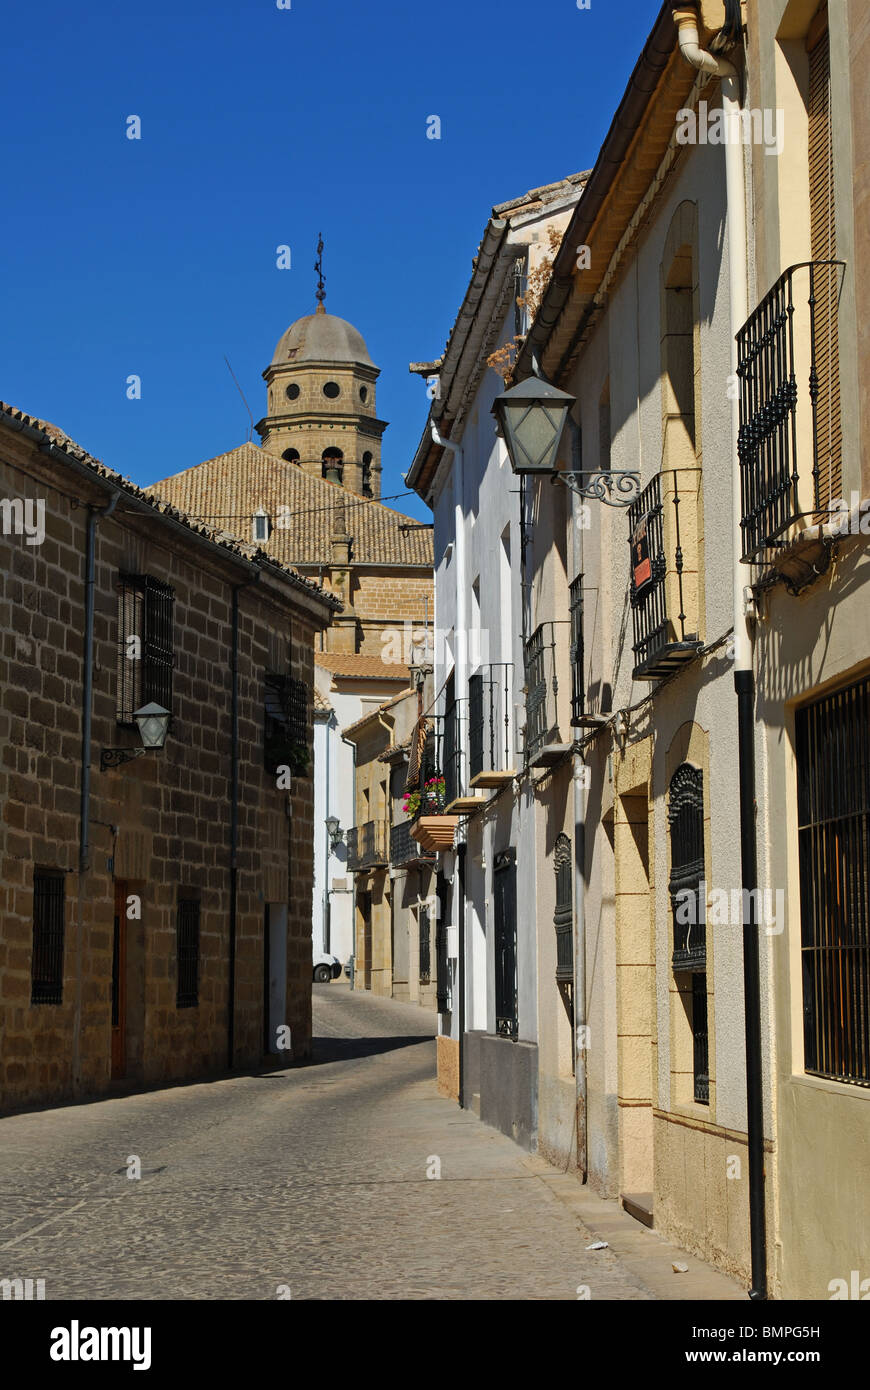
[468,665,516,788]
[390,819,435,868]
[523,621,573,766]
[441,697,487,814]
[627,470,702,682]
[737,260,845,563]
[346,819,389,871]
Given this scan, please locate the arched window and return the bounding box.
[362,451,373,497]
[282,448,300,464]
[668,761,708,1105]
[553,833,573,982]
[668,763,705,969]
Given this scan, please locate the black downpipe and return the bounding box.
[80,491,120,872]
[736,668,767,1299]
[228,578,258,1069]
[457,843,466,1108]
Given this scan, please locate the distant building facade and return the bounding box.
[155,302,434,971]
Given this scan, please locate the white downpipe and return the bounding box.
[675,8,750,671]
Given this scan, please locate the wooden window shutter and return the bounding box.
[807,3,842,512]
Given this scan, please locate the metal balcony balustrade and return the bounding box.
[441,697,487,814]
[627,470,702,682]
[390,819,435,867]
[523,621,573,767]
[468,665,516,788]
[737,260,845,563]
[346,819,389,871]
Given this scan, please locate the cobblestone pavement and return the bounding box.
[0,985,743,1300]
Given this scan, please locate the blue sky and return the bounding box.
[1,0,662,523]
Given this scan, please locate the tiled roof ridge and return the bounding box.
[0,402,341,610]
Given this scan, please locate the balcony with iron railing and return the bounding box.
[390,818,436,868]
[442,697,488,815]
[405,720,460,852]
[468,666,516,789]
[523,621,575,767]
[737,260,845,567]
[346,819,389,871]
[627,469,703,682]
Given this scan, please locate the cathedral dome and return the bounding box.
[271,310,374,368]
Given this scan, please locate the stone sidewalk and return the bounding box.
[0,984,743,1300]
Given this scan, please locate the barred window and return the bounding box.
[117,574,174,724]
[264,673,309,776]
[668,763,706,971]
[31,871,65,1004]
[554,833,573,982]
[797,675,870,1085]
[176,897,200,1008]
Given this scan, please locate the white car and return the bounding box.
[313,951,342,984]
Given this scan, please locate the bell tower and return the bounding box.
[256,238,388,498]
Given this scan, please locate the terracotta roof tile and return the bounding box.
[154,442,433,569]
[314,653,411,682]
[0,403,340,612]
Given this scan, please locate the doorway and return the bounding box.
[263,903,288,1055]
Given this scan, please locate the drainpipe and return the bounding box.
[80,489,121,871]
[572,750,588,1178]
[674,6,766,1300]
[228,576,258,1069]
[431,423,467,1108]
[341,733,357,984]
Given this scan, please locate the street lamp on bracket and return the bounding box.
[492,374,641,507]
[101,702,171,771]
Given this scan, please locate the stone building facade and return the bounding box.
[0,402,337,1115]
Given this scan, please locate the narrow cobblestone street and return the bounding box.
[0,986,742,1300]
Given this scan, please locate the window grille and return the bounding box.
[176,897,200,1008]
[553,833,574,982]
[668,763,706,971]
[797,675,870,1086]
[569,575,584,724]
[116,574,174,724]
[435,876,451,1013]
[31,871,65,1004]
[264,673,309,776]
[419,902,431,985]
[494,848,518,1038]
[692,973,710,1104]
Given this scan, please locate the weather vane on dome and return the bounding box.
[315,233,326,311]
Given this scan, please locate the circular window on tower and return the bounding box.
[359,385,368,403]
[285,383,300,401]
[323,381,340,399]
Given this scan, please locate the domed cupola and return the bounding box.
[256,237,387,498]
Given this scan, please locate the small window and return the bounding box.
[359,385,368,403]
[322,448,343,481]
[31,871,65,1004]
[323,381,340,399]
[282,448,300,464]
[362,451,373,497]
[253,510,270,544]
[264,673,309,776]
[117,574,174,725]
[285,383,300,401]
[176,897,200,1008]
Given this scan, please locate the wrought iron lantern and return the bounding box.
[492,376,575,475]
[101,702,170,770]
